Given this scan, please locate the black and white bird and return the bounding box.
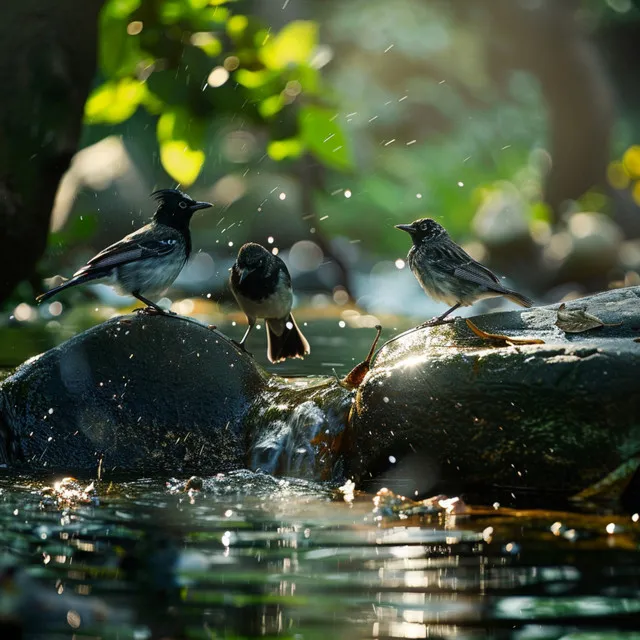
[230,242,310,363]
[396,218,533,325]
[36,189,212,313]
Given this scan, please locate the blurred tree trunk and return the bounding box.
[484,1,614,220]
[0,1,104,304]
[449,0,615,221]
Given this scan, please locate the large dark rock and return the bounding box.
[347,287,640,494]
[0,314,268,473]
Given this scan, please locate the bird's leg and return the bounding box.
[418,303,461,328]
[232,322,254,356]
[132,292,175,316]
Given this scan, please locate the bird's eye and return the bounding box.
[420,222,429,231]
[179,201,188,209]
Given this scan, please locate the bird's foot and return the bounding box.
[134,306,175,316]
[417,316,458,329]
[231,339,253,357]
[415,319,439,329]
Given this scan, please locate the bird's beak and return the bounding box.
[238,267,254,284]
[395,224,414,234]
[191,201,213,211]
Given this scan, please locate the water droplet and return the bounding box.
[207,66,229,88]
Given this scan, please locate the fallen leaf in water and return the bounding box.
[555,303,622,333]
[465,319,545,346]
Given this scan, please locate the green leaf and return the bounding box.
[102,0,140,20]
[84,79,146,124]
[235,68,272,89]
[141,90,165,115]
[206,5,229,23]
[295,64,320,94]
[298,105,353,172]
[157,108,206,186]
[267,138,304,162]
[258,94,284,118]
[529,200,552,223]
[157,108,205,148]
[160,141,205,186]
[160,0,187,23]
[259,20,317,70]
[99,0,143,77]
[227,14,248,37]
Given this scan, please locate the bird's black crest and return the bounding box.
[151,188,188,202]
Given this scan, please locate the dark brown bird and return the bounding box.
[230,242,310,363]
[396,218,533,324]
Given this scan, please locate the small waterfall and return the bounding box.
[248,378,353,480]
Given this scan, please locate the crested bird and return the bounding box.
[36,189,212,313]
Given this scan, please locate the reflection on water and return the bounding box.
[0,471,639,639]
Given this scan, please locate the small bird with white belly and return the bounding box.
[230,242,310,363]
[396,217,533,325]
[36,189,212,313]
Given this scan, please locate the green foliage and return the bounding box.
[259,21,318,70]
[88,0,353,185]
[298,105,353,172]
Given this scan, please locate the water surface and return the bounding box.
[0,472,639,639]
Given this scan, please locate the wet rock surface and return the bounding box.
[0,314,267,473]
[348,287,640,493]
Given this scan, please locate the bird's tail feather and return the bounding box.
[266,314,310,364]
[503,289,533,308]
[36,274,98,304]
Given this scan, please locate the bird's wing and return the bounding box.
[431,242,502,288]
[74,232,178,277]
